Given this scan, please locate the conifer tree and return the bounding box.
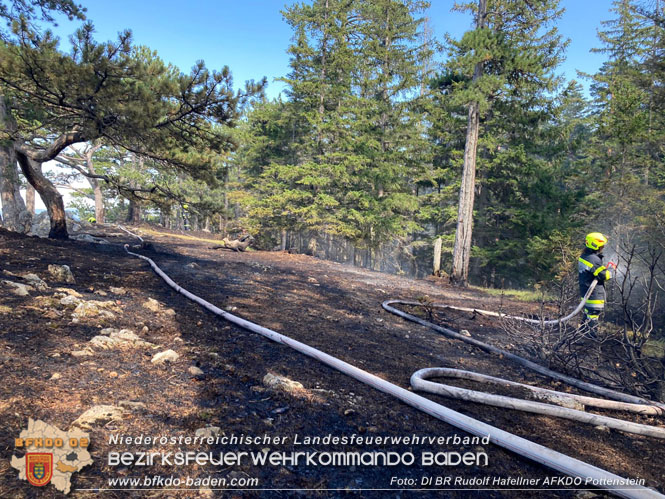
[445,0,566,286]
[0,22,263,238]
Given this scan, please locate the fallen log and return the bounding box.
[211,234,253,252]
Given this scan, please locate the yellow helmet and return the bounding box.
[585,232,608,251]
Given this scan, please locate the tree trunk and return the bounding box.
[280,228,287,251]
[0,97,31,232]
[450,0,486,287]
[93,182,105,223]
[433,237,442,275]
[15,151,68,239]
[126,198,140,224]
[0,151,31,232]
[25,185,35,215]
[84,143,105,223]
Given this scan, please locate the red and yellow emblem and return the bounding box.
[26,453,53,487]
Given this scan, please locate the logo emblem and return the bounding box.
[26,453,53,487]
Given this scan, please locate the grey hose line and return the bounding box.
[411,368,665,438]
[382,299,665,411]
[117,224,144,244]
[414,280,598,326]
[123,244,663,499]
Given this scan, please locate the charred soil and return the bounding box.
[0,226,663,498]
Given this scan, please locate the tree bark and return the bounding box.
[0,97,31,232]
[280,228,287,251]
[93,182,104,222]
[126,198,140,224]
[433,237,442,275]
[85,143,105,223]
[25,185,35,215]
[15,151,68,239]
[450,0,486,287]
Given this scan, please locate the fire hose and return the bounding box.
[120,238,664,498]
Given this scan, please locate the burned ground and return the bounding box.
[0,226,663,498]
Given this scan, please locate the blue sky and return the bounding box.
[48,0,616,99]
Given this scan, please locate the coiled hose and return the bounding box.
[121,240,664,498]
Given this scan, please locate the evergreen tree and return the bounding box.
[444,0,566,286]
[0,22,263,238]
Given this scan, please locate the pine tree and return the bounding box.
[0,22,263,238]
[445,0,566,286]
[344,0,431,258]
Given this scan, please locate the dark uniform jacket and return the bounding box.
[578,248,612,318]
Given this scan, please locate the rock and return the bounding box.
[142,298,161,312]
[110,287,127,295]
[50,373,62,380]
[188,366,204,377]
[94,290,108,296]
[118,401,147,412]
[55,287,82,297]
[88,329,152,350]
[89,336,116,349]
[71,233,109,244]
[110,329,142,342]
[21,273,49,290]
[195,426,221,439]
[29,212,90,238]
[164,308,176,317]
[594,425,610,433]
[0,305,12,314]
[59,295,82,307]
[344,409,356,416]
[48,264,75,284]
[71,349,94,358]
[71,405,124,429]
[263,373,305,394]
[141,326,149,333]
[3,280,33,296]
[460,329,472,337]
[72,300,117,320]
[151,349,179,364]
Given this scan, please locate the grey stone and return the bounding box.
[71,405,124,429]
[72,300,116,320]
[195,426,221,439]
[3,280,32,296]
[48,264,76,284]
[263,373,305,394]
[60,295,82,307]
[21,273,49,290]
[142,298,161,312]
[151,349,179,364]
[118,401,147,412]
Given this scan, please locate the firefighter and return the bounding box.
[578,232,615,337]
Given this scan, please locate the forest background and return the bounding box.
[0,0,663,332]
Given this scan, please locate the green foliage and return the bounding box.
[238,0,431,250]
